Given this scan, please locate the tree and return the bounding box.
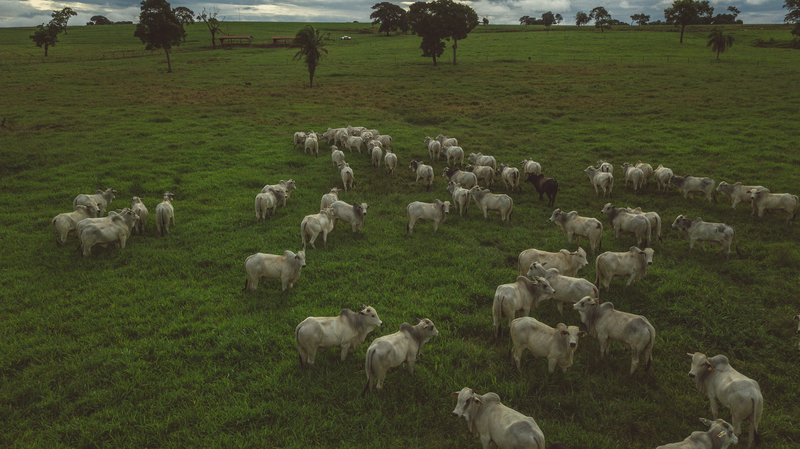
[707,27,734,59]
[173,6,195,42]
[664,0,714,43]
[542,11,556,33]
[434,0,479,66]
[575,11,590,26]
[134,0,184,73]
[483,17,489,25]
[785,0,800,36]
[291,25,328,88]
[52,7,77,34]
[370,2,408,36]
[197,7,225,49]
[87,15,113,25]
[409,2,446,65]
[589,7,612,32]
[727,6,740,20]
[631,13,650,25]
[555,13,563,24]
[408,0,478,66]
[29,22,61,56]
[520,15,530,26]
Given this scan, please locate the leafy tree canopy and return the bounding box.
[786,0,800,36]
[707,27,734,59]
[88,15,114,25]
[291,25,328,88]
[29,22,61,56]
[174,7,195,24]
[589,6,612,32]
[575,11,590,26]
[664,0,714,42]
[51,8,77,34]
[631,13,651,25]
[370,2,409,36]
[134,0,184,72]
[408,0,477,66]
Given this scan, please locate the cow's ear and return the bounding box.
[793,315,799,321]
[699,418,713,427]
[687,353,695,358]
[473,397,482,406]
[578,331,587,337]
[451,392,459,398]
[560,330,569,336]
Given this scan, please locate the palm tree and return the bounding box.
[707,28,734,60]
[291,25,328,89]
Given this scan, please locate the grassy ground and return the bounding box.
[1,22,799,448]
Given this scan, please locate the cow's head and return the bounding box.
[526,262,547,280]
[600,202,615,215]
[687,352,713,379]
[549,208,563,223]
[557,323,587,350]
[671,215,690,230]
[794,315,800,334]
[573,247,589,267]
[358,305,382,328]
[295,251,307,268]
[700,418,738,447]
[572,296,599,314]
[583,166,596,176]
[451,387,479,421]
[409,160,419,172]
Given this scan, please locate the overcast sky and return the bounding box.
[0,0,789,28]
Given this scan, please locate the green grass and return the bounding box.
[1,22,799,448]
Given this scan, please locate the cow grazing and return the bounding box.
[671,215,738,260]
[497,163,521,192]
[78,209,139,257]
[330,200,369,233]
[468,152,497,171]
[549,209,603,255]
[656,418,739,449]
[621,163,645,194]
[654,164,674,192]
[622,207,663,245]
[451,387,546,449]
[155,192,176,236]
[442,167,478,190]
[518,247,588,278]
[600,203,651,248]
[424,136,442,161]
[295,304,382,367]
[74,188,116,216]
[320,188,342,211]
[338,162,354,192]
[510,317,587,374]
[573,297,656,375]
[595,246,654,290]
[465,164,495,187]
[521,159,542,177]
[584,166,614,198]
[130,197,148,235]
[597,160,613,173]
[669,175,716,202]
[410,160,434,191]
[443,145,465,167]
[470,187,513,221]
[52,204,100,246]
[447,181,471,217]
[524,172,559,207]
[716,182,768,211]
[687,352,763,448]
[527,262,599,315]
[492,276,555,338]
[384,149,398,174]
[406,199,451,234]
[362,318,439,395]
[300,207,336,249]
[262,179,297,207]
[749,189,798,225]
[243,250,306,292]
[255,188,286,222]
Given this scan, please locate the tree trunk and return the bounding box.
[211,31,217,49]
[452,38,458,66]
[432,54,437,66]
[309,71,314,89]
[717,48,720,60]
[166,49,172,73]
[44,44,49,57]
[680,25,685,43]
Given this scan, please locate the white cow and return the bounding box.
[130,197,148,235]
[300,207,336,249]
[573,297,656,375]
[295,305,382,367]
[687,352,763,448]
[330,200,369,233]
[443,145,465,167]
[73,188,116,216]
[78,209,139,257]
[600,203,652,248]
[362,319,439,395]
[384,149,398,174]
[293,131,307,149]
[671,215,738,259]
[620,163,645,194]
[409,160,434,191]
[406,199,451,233]
[447,181,471,217]
[338,162,354,192]
[155,192,175,236]
[527,262,599,315]
[497,163,521,193]
[654,164,674,192]
[635,161,653,187]
[436,134,458,148]
[549,209,603,255]
[304,133,319,157]
[374,134,392,151]
[52,204,100,246]
[468,152,497,171]
[451,387,546,449]
[442,167,478,190]
[255,188,286,221]
[521,159,542,177]
[518,247,588,278]
[320,188,342,211]
[424,137,442,161]
[716,182,768,211]
[510,317,587,373]
[749,190,798,224]
[656,418,739,449]
[584,166,614,198]
[595,246,654,290]
[669,174,716,202]
[596,160,613,173]
[243,250,306,292]
[371,145,383,168]
[470,187,513,221]
[331,146,345,168]
[465,164,495,187]
[262,179,297,207]
[621,207,662,246]
[345,136,364,154]
[492,276,555,338]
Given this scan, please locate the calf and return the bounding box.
[410,160,434,191]
[600,203,651,248]
[451,388,546,449]
[155,192,176,236]
[654,164,674,192]
[338,162,354,192]
[468,152,497,171]
[524,172,558,207]
[527,262,599,315]
[749,189,798,225]
[442,167,478,190]
[362,319,439,395]
[671,215,738,260]
[573,297,656,375]
[255,187,286,221]
[406,199,451,234]
[620,163,645,194]
[130,196,148,235]
[656,418,739,449]
[331,200,369,233]
[295,305,382,367]
[320,187,342,211]
[669,174,716,202]
[300,207,336,249]
[510,317,587,373]
[595,246,654,290]
[78,209,139,257]
[716,181,768,211]
[52,204,100,246]
[518,247,588,278]
[243,250,306,292]
[584,166,614,198]
[549,209,603,255]
[465,164,495,187]
[74,188,116,216]
[384,149,398,174]
[447,181,471,217]
[497,163,521,192]
[687,352,763,449]
[470,187,513,221]
[492,275,555,338]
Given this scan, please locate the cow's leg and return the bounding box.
[630,349,640,375]
[626,273,637,286]
[708,396,719,420]
[512,344,524,372]
[309,232,318,249]
[598,334,609,356]
[556,301,564,315]
[407,356,416,375]
[548,357,558,374]
[689,238,697,250]
[281,275,290,291]
[339,344,350,361]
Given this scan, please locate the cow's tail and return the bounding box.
[493,292,504,339]
[300,221,307,249]
[597,224,603,253]
[644,221,652,248]
[242,255,253,292]
[295,324,305,367]
[361,347,376,397]
[644,324,655,372]
[595,257,602,288]
[751,394,763,446]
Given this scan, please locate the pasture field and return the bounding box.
[1,21,799,448]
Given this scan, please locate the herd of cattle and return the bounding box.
[51,124,797,449]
